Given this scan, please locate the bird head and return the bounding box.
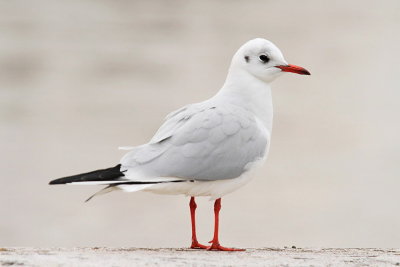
[231,38,310,83]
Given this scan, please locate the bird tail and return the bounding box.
[49,164,146,202]
[49,164,188,201]
[49,164,125,185]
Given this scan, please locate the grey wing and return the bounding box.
[120,104,269,181]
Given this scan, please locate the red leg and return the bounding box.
[189,197,208,249]
[207,198,245,251]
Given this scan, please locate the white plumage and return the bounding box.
[50,38,310,251]
[52,38,310,200]
[117,38,284,198]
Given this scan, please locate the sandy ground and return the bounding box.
[1,247,400,267]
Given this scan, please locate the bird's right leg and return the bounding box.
[189,197,208,249]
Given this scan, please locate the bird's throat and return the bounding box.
[217,71,273,132]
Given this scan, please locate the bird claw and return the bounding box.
[191,240,244,251]
[207,241,245,251]
[190,241,208,249]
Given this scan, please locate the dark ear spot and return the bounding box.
[244,56,249,63]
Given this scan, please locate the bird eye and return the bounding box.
[259,54,270,63]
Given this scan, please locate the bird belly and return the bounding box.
[141,156,266,200]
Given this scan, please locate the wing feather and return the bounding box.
[120,102,269,181]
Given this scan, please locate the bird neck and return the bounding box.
[215,68,273,132]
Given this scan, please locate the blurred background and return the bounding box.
[1,0,400,248]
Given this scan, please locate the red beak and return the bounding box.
[276,64,310,75]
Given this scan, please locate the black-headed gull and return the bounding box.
[50,38,310,251]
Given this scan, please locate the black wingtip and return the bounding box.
[49,179,61,185]
[49,177,71,185]
[48,164,123,185]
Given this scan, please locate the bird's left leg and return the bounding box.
[189,197,208,249]
[207,198,245,251]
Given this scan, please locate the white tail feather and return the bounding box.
[117,184,153,192]
[69,181,126,185]
[85,186,117,202]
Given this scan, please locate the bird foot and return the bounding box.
[190,241,208,249]
[207,241,245,251]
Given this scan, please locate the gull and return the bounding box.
[49,38,310,251]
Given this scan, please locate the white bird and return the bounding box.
[50,38,310,251]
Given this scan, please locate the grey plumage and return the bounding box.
[120,102,269,181]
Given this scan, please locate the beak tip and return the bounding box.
[277,64,311,76]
